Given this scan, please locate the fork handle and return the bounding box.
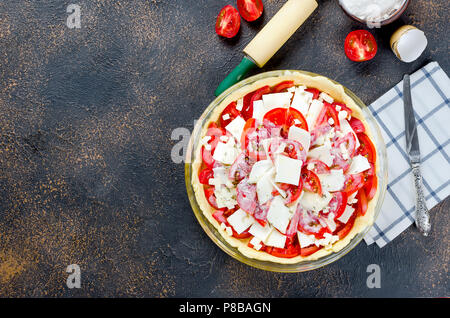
[411,164,431,236]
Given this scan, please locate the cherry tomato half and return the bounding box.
[215,5,241,38]
[237,0,264,22]
[357,132,376,163]
[301,168,322,195]
[344,30,377,62]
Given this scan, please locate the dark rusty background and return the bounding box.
[0,0,448,297]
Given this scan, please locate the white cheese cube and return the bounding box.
[252,100,265,123]
[319,92,334,104]
[288,126,311,152]
[318,169,345,192]
[256,168,275,204]
[297,231,316,248]
[306,99,324,129]
[307,144,334,167]
[300,191,332,212]
[290,87,313,115]
[249,222,273,241]
[274,155,302,186]
[339,119,360,149]
[214,185,237,209]
[236,98,244,111]
[348,155,371,175]
[337,205,355,224]
[262,92,293,110]
[266,196,291,233]
[212,140,238,165]
[264,229,287,248]
[222,113,230,121]
[248,160,273,184]
[227,209,255,234]
[225,116,246,141]
[249,237,262,250]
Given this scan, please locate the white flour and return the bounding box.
[340,0,406,22]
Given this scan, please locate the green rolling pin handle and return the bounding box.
[214,56,257,97]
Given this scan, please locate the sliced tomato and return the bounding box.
[357,189,368,216]
[342,173,365,195]
[269,236,301,258]
[237,0,264,22]
[301,168,322,195]
[236,178,257,214]
[204,186,219,209]
[232,229,252,239]
[220,101,240,127]
[327,191,348,219]
[215,5,241,38]
[198,167,213,185]
[279,178,303,206]
[241,91,255,121]
[316,102,340,129]
[344,30,377,62]
[305,159,330,174]
[336,213,357,239]
[300,245,322,257]
[272,80,295,93]
[349,117,366,133]
[357,132,376,163]
[264,107,308,138]
[305,88,320,99]
[364,175,378,200]
[250,85,271,105]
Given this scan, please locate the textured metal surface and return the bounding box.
[0,0,448,297]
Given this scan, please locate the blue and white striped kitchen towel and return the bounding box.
[363,61,450,247]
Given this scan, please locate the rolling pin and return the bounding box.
[215,0,318,96]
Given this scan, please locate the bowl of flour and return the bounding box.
[339,0,410,28]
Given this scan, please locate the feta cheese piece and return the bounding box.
[337,205,355,224]
[250,237,262,250]
[348,191,358,204]
[222,113,230,121]
[288,126,311,152]
[300,191,332,212]
[212,139,238,165]
[249,222,273,241]
[266,196,291,233]
[209,166,232,188]
[338,110,348,120]
[264,229,287,248]
[348,154,371,175]
[307,144,334,167]
[315,232,339,248]
[256,168,275,204]
[227,209,255,234]
[274,155,302,186]
[225,116,246,141]
[290,87,313,115]
[319,92,334,104]
[297,231,316,248]
[236,98,244,111]
[318,169,345,192]
[252,100,265,122]
[214,185,237,209]
[340,118,360,149]
[262,92,293,110]
[248,160,273,184]
[306,99,324,129]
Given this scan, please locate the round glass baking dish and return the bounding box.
[339,0,410,28]
[185,70,387,272]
